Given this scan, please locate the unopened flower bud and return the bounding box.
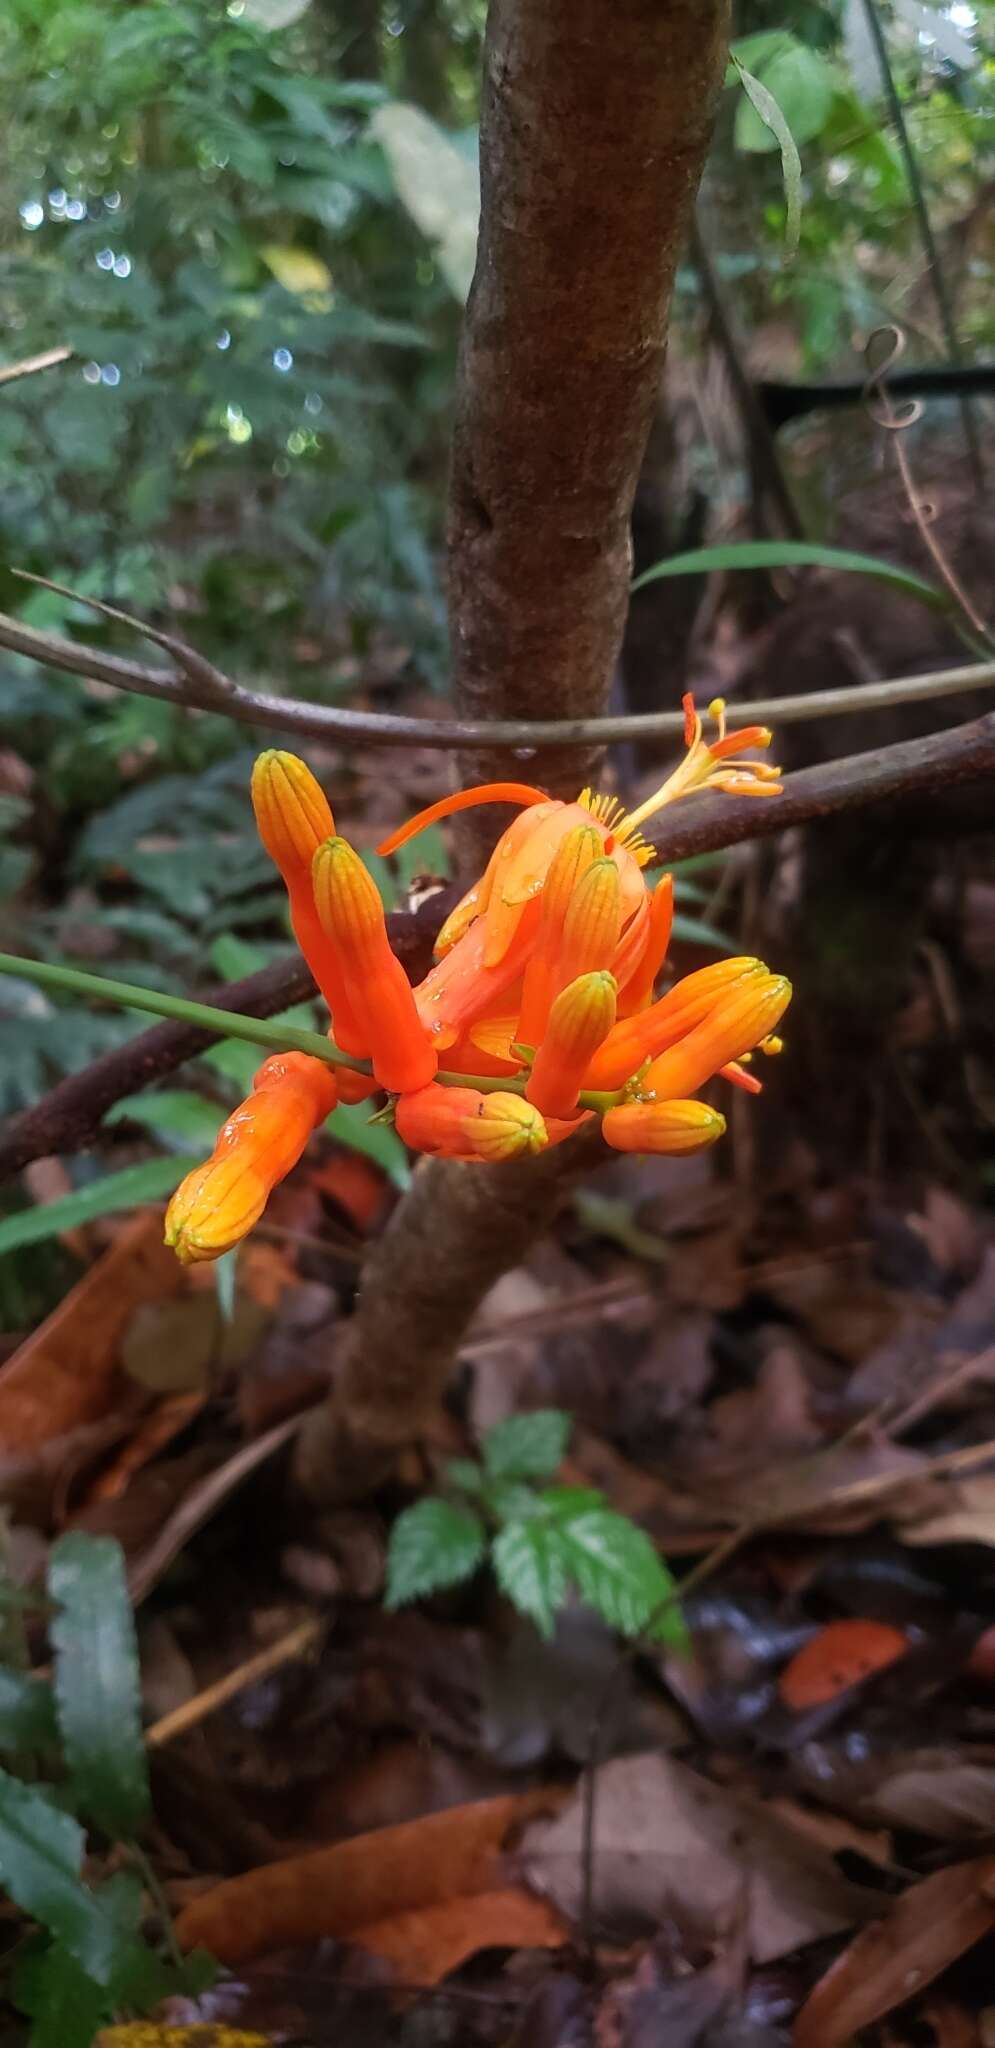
[640,974,792,1101]
[583,957,767,1092]
[312,839,436,1094]
[394,1083,548,1161]
[165,1051,337,1264]
[602,1098,726,1156]
[526,970,617,1121]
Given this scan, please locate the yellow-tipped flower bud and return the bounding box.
[558,858,622,982]
[640,974,792,1101]
[251,751,333,876]
[526,970,617,1121]
[602,1099,727,1156]
[394,1083,548,1161]
[165,1152,271,1265]
[164,1052,337,1265]
[583,957,767,1093]
[250,753,364,1049]
[312,838,437,1094]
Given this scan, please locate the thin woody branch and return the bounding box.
[0,889,458,1184]
[3,603,993,748]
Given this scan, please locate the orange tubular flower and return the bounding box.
[165,1052,337,1264]
[602,1099,727,1156]
[395,1083,548,1161]
[526,971,617,1121]
[517,823,601,1045]
[638,972,792,1101]
[251,751,366,1055]
[312,838,437,1095]
[617,872,673,1016]
[583,957,767,1093]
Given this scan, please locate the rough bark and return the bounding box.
[447,0,731,865]
[294,0,730,1499]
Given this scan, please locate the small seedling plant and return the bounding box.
[386,1409,688,1646]
[0,1531,212,2047]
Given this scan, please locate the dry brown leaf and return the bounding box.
[897,1474,995,1548]
[793,1854,995,2048]
[766,1796,893,1871]
[176,1788,562,1966]
[520,1754,876,1965]
[0,1213,181,1448]
[859,1754,995,1841]
[352,1884,568,1984]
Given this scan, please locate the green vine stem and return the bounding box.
[0,950,619,1112]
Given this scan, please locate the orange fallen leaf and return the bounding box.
[353,1884,569,1985]
[793,1855,995,2048]
[0,1213,181,1450]
[779,1619,908,1710]
[176,1788,562,1966]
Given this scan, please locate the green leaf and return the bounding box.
[48,1533,150,1838]
[0,1160,188,1257]
[385,1499,485,1608]
[492,1519,569,1640]
[14,1941,107,2048]
[105,1089,224,1150]
[732,56,804,251]
[672,913,738,954]
[445,1457,485,1495]
[483,1410,572,1484]
[734,41,834,150]
[371,103,480,302]
[631,540,946,609]
[0,1768,145,1988]
[483,1479,544,1524]
[549,1507,687,1646]
[328,1099,411,1190]
[0,1668,57,1758]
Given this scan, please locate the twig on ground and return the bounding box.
[145,1615,325,1749]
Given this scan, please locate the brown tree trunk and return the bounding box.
[295,0,730,1502]
[448,0,731,868]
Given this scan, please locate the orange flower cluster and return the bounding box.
[165,698,790,1263]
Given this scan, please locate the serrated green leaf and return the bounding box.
[15,1940,107,2048]
[385,1499,485,1608]
[48,1533,149,1838]
[554,1510,687,1646]
[492,1519,569,1639]
[538,1486,609,1518]
[631,540,946,607]
[0,1160,188,1256]
[0,1767,145,1988]
[482,1410,572,1483]
[0,1667,58,1758]
[483,1479,543,1524]
[445,1457,485,1495]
